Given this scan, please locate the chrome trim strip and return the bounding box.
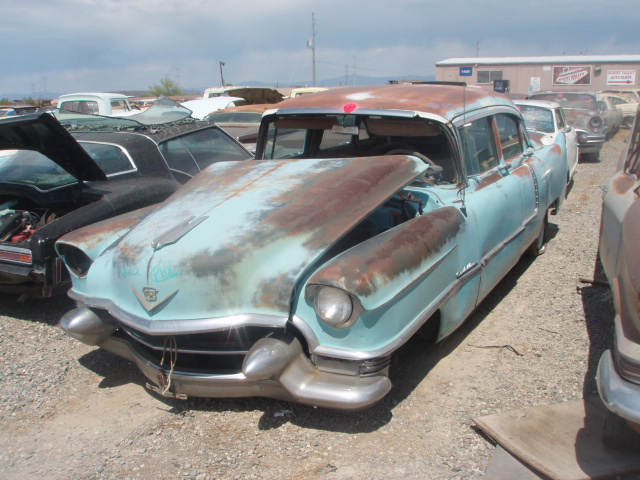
[67,289,288,335]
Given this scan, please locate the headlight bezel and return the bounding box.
[307,285,363,329]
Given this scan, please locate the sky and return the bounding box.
[2,0,639,98]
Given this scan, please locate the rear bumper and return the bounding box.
[597,350,640,425]
[60,307,391,410]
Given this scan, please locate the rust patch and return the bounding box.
[58,205,155,252]
[308,206,465,298]
[273,84,515,121]
[612,174,636,195]
[475,170,504,190]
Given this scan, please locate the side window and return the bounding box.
[459,116,498,176]
[160,138,199,177]
[176,128,251,171]
[495,114,524,161]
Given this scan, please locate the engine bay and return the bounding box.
[0,200,60,244]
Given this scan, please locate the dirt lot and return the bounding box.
[0,133,631,480]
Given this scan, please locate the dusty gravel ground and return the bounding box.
[0,133,632,480]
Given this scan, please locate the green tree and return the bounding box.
[148,77,184,96]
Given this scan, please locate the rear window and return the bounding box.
[78,142,136,176]
[159,127,251,179]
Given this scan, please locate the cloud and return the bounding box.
[1,0,638,96]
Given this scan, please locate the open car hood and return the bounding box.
[0,113,106,181]
[83,155,428,321]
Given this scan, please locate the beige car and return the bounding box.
[598,92,639,129]
[597,105,640,445]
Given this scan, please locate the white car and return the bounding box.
[57,93,139,117]
[516,99,578,183]
[180,97,245,120]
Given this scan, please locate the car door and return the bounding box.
[555,107,578,180]
[457,113,527,305]
[600,121,640,280]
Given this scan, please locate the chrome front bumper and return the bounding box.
[576,131,606,154]
[596,349,640,425]
[60,307,391,410]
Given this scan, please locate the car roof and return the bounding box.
[269,84,517,123]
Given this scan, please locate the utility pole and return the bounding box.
[353,56,357,86]
[476,41,480,57]
[219,61,225,87]
[308,12,317,87]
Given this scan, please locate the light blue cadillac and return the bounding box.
[58,84,568,409]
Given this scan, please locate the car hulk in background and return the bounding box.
[58,84,568,409]
[0,99,252,298]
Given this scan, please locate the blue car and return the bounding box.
[58,84,568,409]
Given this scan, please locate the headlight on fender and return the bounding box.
[313,286,354,328]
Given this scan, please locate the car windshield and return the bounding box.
[0,149,77,190]
[517,106,555,133]
[53,96,193,129]
[529,93,596,110]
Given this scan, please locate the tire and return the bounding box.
[623,116,635,129]
[526,210,548,256]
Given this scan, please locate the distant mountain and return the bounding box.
[1,75,435,101]
[195,74,436,92]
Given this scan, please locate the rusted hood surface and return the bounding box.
[89,155,428,321]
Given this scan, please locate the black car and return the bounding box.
[0,105,252,298]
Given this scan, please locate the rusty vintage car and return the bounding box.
[597,106,640,443]
[527,91,609,161]
[58,84,568,409]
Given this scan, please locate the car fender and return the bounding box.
[307,206,466,311]
[56,204,157,263]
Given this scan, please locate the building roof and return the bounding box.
[436,55,640,66]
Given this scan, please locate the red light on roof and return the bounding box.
[343,103,357,114]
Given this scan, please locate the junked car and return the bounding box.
[598,92,639,129]
[205,104,273,152]
[57,93,140,117]
[515,99,578,184]
[0,105,38,117]
[597,106,640,443]
[0,100,252,298]
[527,91,608,161]
[58,84,568,409]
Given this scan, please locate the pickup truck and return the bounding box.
[57,92,139,116]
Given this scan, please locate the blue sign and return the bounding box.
[460,67,473,76]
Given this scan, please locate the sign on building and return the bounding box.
[529,77,541,95]
[552,66,592,86]
[607,70,636,86]
[459,67,473,76]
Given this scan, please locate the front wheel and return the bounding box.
[526,210,548,257]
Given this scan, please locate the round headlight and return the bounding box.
[314,287,353,327]
[589,116,602,132]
